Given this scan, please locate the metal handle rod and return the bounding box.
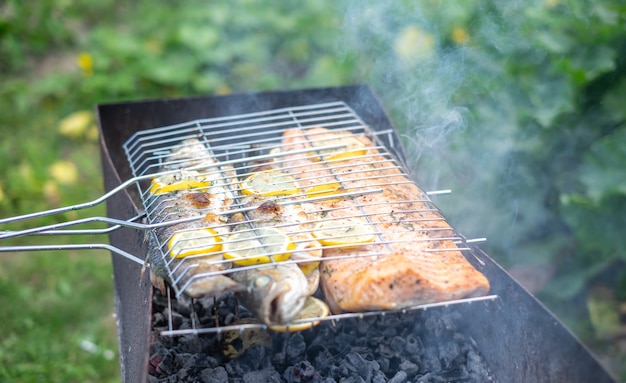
[0,214,193,241]
[0,188,386,242]
[0,174,153,226]
[0,214,147,237]
[0,243,145,265]
[0,142,352,227]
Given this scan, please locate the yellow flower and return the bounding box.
[394,26,435,65]
[77,52,94,76]
[0,183,5,203]
[43,180,61,207]
[49,160,79,186]
[58,110,95,139]
[451,27,470,45]
[86,125,100,142]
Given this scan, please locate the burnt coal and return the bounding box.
[149,289,495,382]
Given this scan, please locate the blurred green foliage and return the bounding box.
[1,0,625,381]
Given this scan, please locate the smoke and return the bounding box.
[330,0,555,266]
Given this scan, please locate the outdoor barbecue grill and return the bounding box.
[0,85,617,382]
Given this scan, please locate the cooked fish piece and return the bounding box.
[225,163,324,326]
[280,127,490,313]
[147,138,244,298]
[233,164,323,290]
[238,197,322,296]
[231,263,309,325]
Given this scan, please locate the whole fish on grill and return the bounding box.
[230,262,310,325]
[280,127,490,313]
[146,138,244,298]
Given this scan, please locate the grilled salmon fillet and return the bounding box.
[280,127,490,313]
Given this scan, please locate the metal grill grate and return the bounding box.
[122,101,496,335]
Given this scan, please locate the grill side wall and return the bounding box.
[98,113,152,383]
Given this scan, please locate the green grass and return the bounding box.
[0,249,119,383]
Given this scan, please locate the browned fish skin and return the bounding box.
[148,139,243,298]
[280,127,490,313]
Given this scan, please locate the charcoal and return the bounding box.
[244,367,282,383]
[156,351,176,375]
[176,366,190,381]
[334,331,359,346]
[377,343,395,359]
[466,350,494,382]
[240,345,270,371]
[182,353,212,371]
[423,315,445,338]
[173,351,190,365]
[164,308,184,329]
[338,377,366,383]
[355,319,372,336]
[344,352,372,381]
[420,347,442,373]
[153,312,166,327]
[225,357,252,378]
[387,370,407,383]
[283,360,317,382]
[272,351,287,368]
[389,336,406,355]
[438,340,460,368]
[174,301,192,318]
[329,360,350,378]
[371,370,386,383]
[398,359,419,376]
[375,357,390,375]
[311,347,334,372]
[440,365,469,381]
[200,366,228,383]
[178,335,206,354]
[404,334,422,363]
[149,289,495,382]
[285,333,307,361]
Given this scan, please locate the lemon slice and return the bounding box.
[168,228,222,258]
[310,135,367,162]
[223,227,295,266]
[150,170,212,195]
[305,182,344,199]
[269,296,330,332]
[240,170,300,197]
[312,217,376,246]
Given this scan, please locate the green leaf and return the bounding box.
[579,127,626,202]
[560,192,626,261]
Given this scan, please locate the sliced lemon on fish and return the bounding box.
[305,182,344,200]
[310,135,367,162]
[223,227,295,266]
[150,170,213,195]
[268,296,330,332]
[312,217,376,246]
[239,170,300,197]
[168,227,222,258]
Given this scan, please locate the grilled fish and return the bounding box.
[226,166,323,326]
[231,263,309,325]
[238,195,321,296]
[280,127,490,313]
[147,138,244,298]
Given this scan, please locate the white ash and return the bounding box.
[149,289,495,382]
